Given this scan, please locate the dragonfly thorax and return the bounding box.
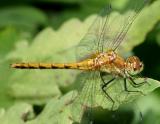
[94,50,117,65]
[125,56,143,76]
[93,50,125,75]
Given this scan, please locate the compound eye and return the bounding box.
[139,63,142,67]
[133,67,137,71]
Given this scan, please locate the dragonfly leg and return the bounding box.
[129,77,147,88]
[100,72,115,110]
[124,78,145,96]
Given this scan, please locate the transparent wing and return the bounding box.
[71,71,119,122]
[106,0,148,51]
[76,5,112,60]
[71,71,100,122]
[76,0,148,60]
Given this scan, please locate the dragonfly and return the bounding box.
[11,0,148,122]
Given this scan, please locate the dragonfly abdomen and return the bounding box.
[11,63,77,69]
[11,63,62,69]
[11,61,94,70]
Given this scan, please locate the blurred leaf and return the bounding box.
[157,31,160,46]
[37,0,81,3]
[0,27,29,107]
[0,103,34,124]
[132,94,160,124]
[0,60,16,107]
[0,6,48,31]
[8,70,62,105]
[0,27,19,58]
[6,25,83,104]
[26,91,75,124]
[50,0,108,29]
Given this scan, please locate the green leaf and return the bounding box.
[0,103,34,124]
[0,27,22,107]
[26,91,75,124]
[132,94,160,124]
[157,31,160,46]
[71,72,160,122]
[6,27,81,104]
[38,0,81,3]
[0,27,20,58]
[0,6,48,31]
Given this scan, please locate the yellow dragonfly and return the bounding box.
[11,0,149,122]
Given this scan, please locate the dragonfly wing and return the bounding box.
[76,0,148,60]
[71,71,100,122]
[76,5,112,60]
[71,71,120,122]
[101,0,148,51]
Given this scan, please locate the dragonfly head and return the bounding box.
[125,56,143,75]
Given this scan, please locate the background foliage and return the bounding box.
[0,0,160,124]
